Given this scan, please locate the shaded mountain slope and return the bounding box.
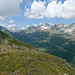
[0,26,12,36]
[0,31,35,50]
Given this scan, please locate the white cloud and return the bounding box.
[34,24,37,27]
[20,27,25,30]
[0,16,5,21]
[9,20,14,23]
[7,24,25,32]
[24,0,75,19]
[49,23,54,25]
[0,22,5,26]
[39,23,43,25]
[0,0,23,17]
[7,24,16,28]
[26,25,30,28]
[24,0,45,19]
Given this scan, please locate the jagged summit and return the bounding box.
[25,23,75,33]
[1,23,75,34]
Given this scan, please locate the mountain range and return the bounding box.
[24,23,75,33]
[3,23,75,34]
[0,23,75,68]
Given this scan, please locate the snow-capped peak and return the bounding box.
[39,23,52,30]
[26,23,75,33]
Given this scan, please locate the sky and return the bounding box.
[0,0,75,29]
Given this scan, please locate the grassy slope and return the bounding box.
[12,30,75,68]
[0,31,75,75]
[0,31,35,50]
[0,45,75,75]
[32,32,75,68]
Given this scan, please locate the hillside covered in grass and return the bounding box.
[11,29,75,68]
[0,31,35,50]
[0,31,75,75]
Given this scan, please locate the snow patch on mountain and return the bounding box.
[54,23,75,33]
[26,23,75,34]
[40,23,52,30]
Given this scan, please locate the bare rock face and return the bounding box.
[52,23,75,33]
[25,23,75,34]
[0,23,75,34]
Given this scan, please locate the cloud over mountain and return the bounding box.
[0,22,5,26]
[0,16,5,21]
[24,0,75,19]
[6,24,25,32]
[9,20,14,23]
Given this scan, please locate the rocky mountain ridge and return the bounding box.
[0,23,75,34]
[25,23,75,33]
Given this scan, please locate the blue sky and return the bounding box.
[0,0,75,29]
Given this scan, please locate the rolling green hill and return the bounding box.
[0,31,75,75]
